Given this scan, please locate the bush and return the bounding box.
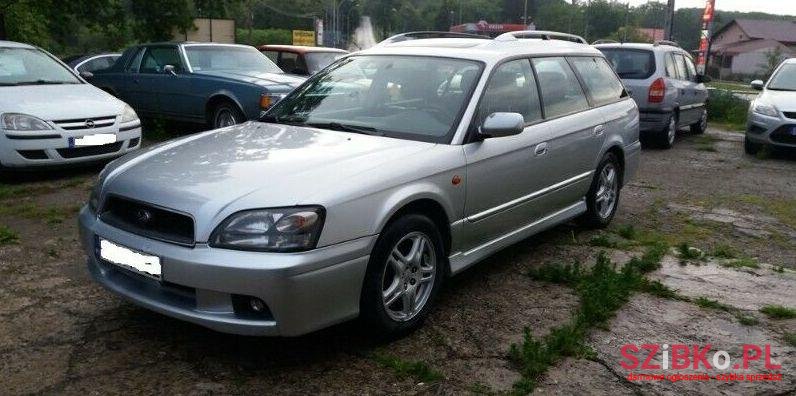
[235,28,292,46]
[707,89,749,130]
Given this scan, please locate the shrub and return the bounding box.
[236,28,292,46]
[707,89,749,131]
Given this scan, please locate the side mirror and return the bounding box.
[79,70,94,79]
[695,74,711,84]
[750,80,764,91]
[163,64,177,76]
[479,112,525,139]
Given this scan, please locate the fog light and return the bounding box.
[249,298,266,312]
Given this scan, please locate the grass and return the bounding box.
[707,80,757,93]
[707,89,749,132]
[0,225,19,245]
[737,195,796,229]
[515,245,667,393]
[694,135,718,152]
[0,203,80,224]
[677,242,704,261]
[694,297,733,312]
[588,234,619,249]
[720,257,760,269]
[759,305,796,319]
[785,333,796,347]
[372,352,443,383]
[736,314,760,326]
[615,224,637,240]
[711,244,738,259]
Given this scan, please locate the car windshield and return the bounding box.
[264,55,483,143]
[305,52,345,74]
[0,47,81,85]
[599,48,655,79]
[767,64,796,91]
[184,45,282,74]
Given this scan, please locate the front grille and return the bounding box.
[53,115,116,130]
[57,142,123,158]
[100,196,195,246]
[783,111,796,120]
[17,150,48,160]
[770,124,796,145]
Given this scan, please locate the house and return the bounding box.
[638,28,664,42]
[710,19,796,79]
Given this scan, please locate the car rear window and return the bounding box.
[599,48,655,80]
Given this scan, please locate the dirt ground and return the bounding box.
[0,127,794,395]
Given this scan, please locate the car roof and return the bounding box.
[0,40,36,49]
[358,37,602,63]
[594,42,682,51]
[259,45,348,54]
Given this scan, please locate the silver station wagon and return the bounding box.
[79,31,640,337]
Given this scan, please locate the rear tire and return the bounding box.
[657,113,678,149]
[360,214,445,337]
[208,102,245,130]
[580,152,622,229]
[690,108,707,134]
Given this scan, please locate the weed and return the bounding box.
[469,382,492,394]
[735,314,760,326]
[711,244,737,259]
[773,266,785,273]
[0,225,19,245]
[785,333,796,347]
[721,257,760,269]
[588,234,618,249]
[615,224,637,240]
[677,242,703,261]
[694,297,733,312]
[707,89,748,131]
[738,195,796,229]
[760,305,796,319]
[372,352,443,383]
[638,279,680,300]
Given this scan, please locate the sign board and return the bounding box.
[173,18,235,43]
[293,30,315,46]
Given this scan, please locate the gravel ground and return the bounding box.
[0,126,794,395]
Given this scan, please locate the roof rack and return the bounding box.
[495,30,587,44]
[592,39,618,45]
[654,40,680,47]
[379,31,490,45]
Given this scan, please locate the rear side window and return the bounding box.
[532,57,589,119]
[569,57,625,106]
[684,56,697,79]
[664,53,678,78]
[263,50,278,62]
[673,53,688,81]
[477,59,542,124]
[599,48,655,79]
[125,48,145,73]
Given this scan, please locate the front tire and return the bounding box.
[208,102,244,130]
[690,108,707,134]
[580,152,622,228]
[360,214,445,337]
[744,136,761,155]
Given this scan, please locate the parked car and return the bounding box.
[596,41,709,148]
[79,31,640,337]
[259,45,348,76]
[0,41,140,169]
[63,53,121,76]
[746,58,796,154]
[88,42,306,129]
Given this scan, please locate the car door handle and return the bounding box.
[534,142,548,156]
[594,125,605,136]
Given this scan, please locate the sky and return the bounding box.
[624,0,796,16]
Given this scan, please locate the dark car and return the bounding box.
[259,45,348,76]
[89,42,306,129]
[63,53,121,76]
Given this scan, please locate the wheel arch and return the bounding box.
[205,92,246,119]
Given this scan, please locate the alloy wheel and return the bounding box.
[667,116,677,146]
[596,163,618,219]
[215,108,238,128]
[381,231,437,322]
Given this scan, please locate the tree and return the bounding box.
[608,26,652,43]
[759,46,784,78]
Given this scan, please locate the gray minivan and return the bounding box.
[596,42,709,148]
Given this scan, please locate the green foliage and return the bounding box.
[235,28,292,46]
[608,26,653,43]
[721,257,760,270]
[760,305,796,320]
[615,224,637,240]
[372,352,443,383]
[677,242,703,261]
[785,332,796,347]
[588,234,619,249]
[0,225,19,245]
[694,297,733,312]
[711,244,737,259]
[707,89,749,131]
[736,314,759,326]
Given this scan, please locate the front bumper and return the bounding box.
[0,123,141,168]
[78,206,376,336]
[746,112,796,148]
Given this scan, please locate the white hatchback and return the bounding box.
[0,40,141,169]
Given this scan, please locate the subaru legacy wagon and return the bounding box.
[79,31,640,337]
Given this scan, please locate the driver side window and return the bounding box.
[140,47,183,74]
[476,59,542,127]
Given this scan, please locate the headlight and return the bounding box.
[210,206,325,252]
[119,104,139,123]
[753,102,779,117]
[1,113,52,131]
[259,93,287,110]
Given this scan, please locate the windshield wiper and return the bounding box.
[12,80,78,86]
[305,122,384,136]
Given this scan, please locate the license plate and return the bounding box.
[69,133,116,148]
[99,238,161,278]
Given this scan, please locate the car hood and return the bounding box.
[761,90,796,111]
[0,84,125,120]
[192,70,305,90]
[102,122,435,236]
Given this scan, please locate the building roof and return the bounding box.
[715,19,796,44]
[714,38,794,55]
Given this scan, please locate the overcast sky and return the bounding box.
[624,0,796,16]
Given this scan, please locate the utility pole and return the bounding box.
[663,0,675,41]
[523,0,528,26]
